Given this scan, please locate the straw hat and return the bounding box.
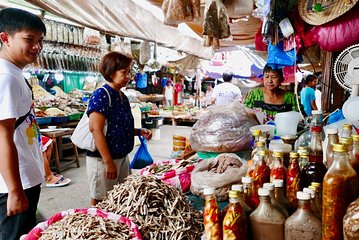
[298,0,359,26]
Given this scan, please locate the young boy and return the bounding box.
[0,8,46,239]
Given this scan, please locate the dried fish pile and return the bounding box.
[38,212,133,240]
[97,175,203,240]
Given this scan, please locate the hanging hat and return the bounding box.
[298,0,359,26]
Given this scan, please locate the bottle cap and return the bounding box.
[290,152,299,158]
[203,187,216,195]
[231,184,243,192]
[326,128,338,134]
[342,124,353,131]
[308,185,317,190]
[242,177,252,184]
[263,183,274,190]
[258,188,270,196]
[312,110,323,115]
[273,151,284,158]
[253,129,261,136]
[257,141,265,147]
[303,188,316,198]
[339,137,353,146]
[228,190,240,198]
[273,179,284,187]
[353,134,359,142]
[311,182,321,188]
[298,146,308,150]
[333,143,348,153]
[297,191,311,200]
[300,152,309,157]
[258,150,267,156]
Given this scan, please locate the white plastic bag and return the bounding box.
[71,87,111,151]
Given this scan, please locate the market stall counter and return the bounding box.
[40,128,80,173]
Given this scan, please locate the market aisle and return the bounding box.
[38,125,192,219]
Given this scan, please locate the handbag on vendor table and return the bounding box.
[71,87,111,151]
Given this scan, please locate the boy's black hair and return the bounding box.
[222,71,233,82]
[305,74,317,85]
[263,64,284,81]
[0,8,46,35]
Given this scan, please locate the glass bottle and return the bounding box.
[248,141,266,177]
[299,151,309,171]
[250,188,285,240]
[273,179,294,215]
[242,176,259,209]
[285,191,321,240]
[286,152,301,208]
[311,110,323,127]
[203,187,222,240]
[326,128,339,168]
[322,144,359,240]
[263,182,289,218]
[232,184,252,216]
[301,126,327,189]
[223,190,247,240]
[297,146,309,155]
[303,187,321,219]
[310,183,322,218]
[270,151,286,182]
[251,139,267,160]
[253,150,270,200]
[352,134,359,174]
[252,129,261,149]
[341,124,353,138]
[340,137,356,170]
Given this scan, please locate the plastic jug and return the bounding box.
[275,111,302,136]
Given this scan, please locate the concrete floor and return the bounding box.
[38,125,192,219]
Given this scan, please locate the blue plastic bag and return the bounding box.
[130,135,153,169]
[267,41,296,69]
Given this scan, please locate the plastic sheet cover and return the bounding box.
[26,0,213,59]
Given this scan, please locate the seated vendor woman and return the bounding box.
[244,65,298,123]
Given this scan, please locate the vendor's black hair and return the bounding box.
[0,8,46,35]
[305,75,318,85]
[99,52,133,82]
[222,71,233,82]
[263,65,284,81]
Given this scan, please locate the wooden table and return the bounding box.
[41,128,80,173]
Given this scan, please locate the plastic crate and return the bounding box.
[36,117,52,125]
[51,116,68,123]
[68,112,83,121]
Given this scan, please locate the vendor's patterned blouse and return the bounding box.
[244,88,299,123]
[87,84,134,158]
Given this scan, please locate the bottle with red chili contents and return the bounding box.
[325,128,339,168]
[286,152,300,208]
[270,151,286,182]
[273,179,295,215]
[242,176,259,209]
[250,188,285,240]
[301,125,327,189]
[203,187,222,240]
[353,134,359,175]
[285,191,321,240]
[223,190,247,240]
[322,143,359,240]
[263,182,289,218]
[253,150,270,199]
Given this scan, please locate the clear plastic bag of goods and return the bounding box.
[190,103,258,153]
[190,153,248,201]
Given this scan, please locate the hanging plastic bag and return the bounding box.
[130,135,154,169]
[267,41,296,68]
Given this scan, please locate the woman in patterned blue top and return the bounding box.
[86,52,152,206]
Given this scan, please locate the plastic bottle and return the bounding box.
[322,143,359,240]
[301,125,327,189]
[263,182,289,218]
[223,190,247,240]
[242,176,259,209]
[270,151,286,182]
[303,187,321,219]
[285,191,321,240]
[326,128,339,168]
[286,152,300,208]
[273,179,294,215]
[250,188,285,240]
[352,134,359,175]
[253,150,270,201]
[203,187,222,240]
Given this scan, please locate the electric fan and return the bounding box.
[333,43,359,129]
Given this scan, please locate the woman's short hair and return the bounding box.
[263,65,284,81]
[99,52,132,82]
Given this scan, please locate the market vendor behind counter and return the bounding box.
[244,65,298,124]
